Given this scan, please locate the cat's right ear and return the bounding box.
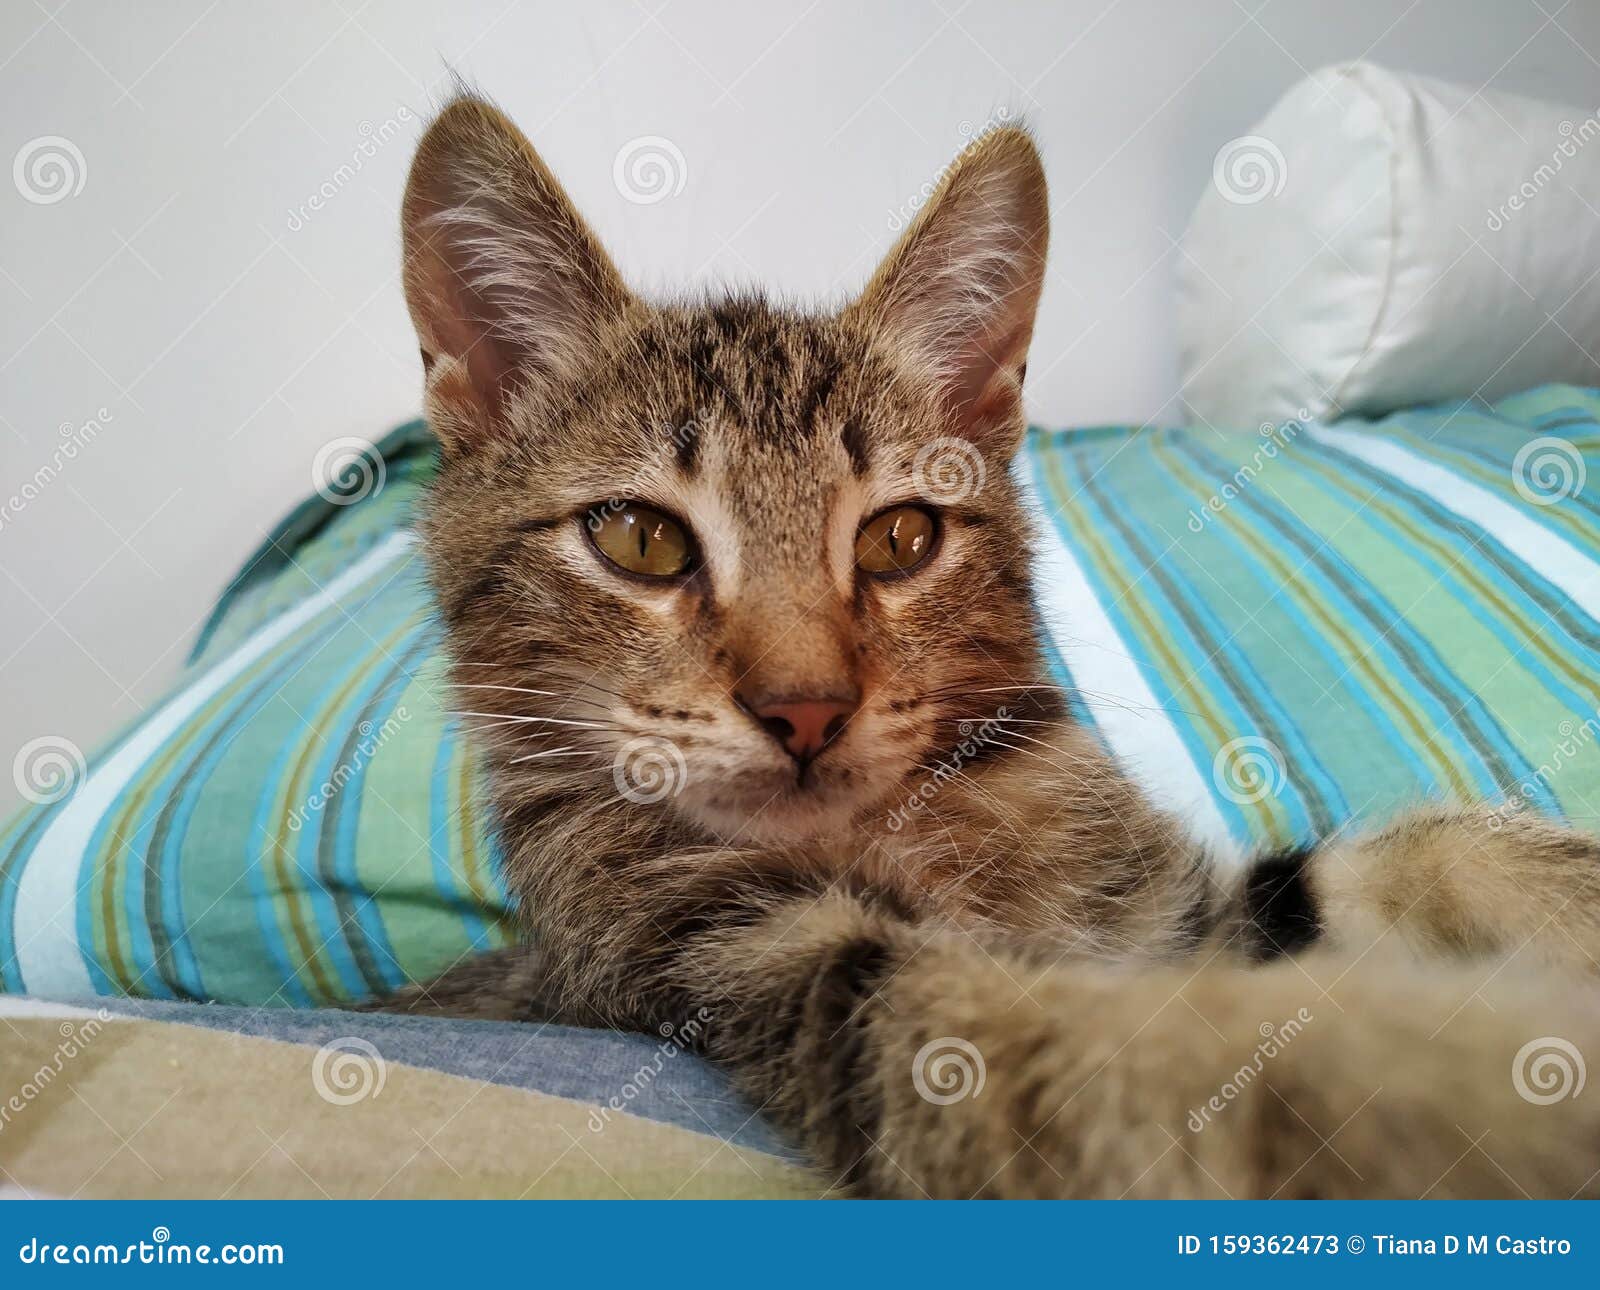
[401,95,629,446]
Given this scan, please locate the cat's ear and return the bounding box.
[848,126,1048,448]
[401,94,629,443]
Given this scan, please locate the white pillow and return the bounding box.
[1177,62,1600,429]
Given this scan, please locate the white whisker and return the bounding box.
[507,746,607,764]
[447,709,611,729]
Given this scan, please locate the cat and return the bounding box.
[385,92,1600,1198]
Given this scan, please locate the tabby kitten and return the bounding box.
[391,94,1600,1198]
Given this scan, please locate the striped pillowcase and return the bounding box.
[4,388,1598,1005]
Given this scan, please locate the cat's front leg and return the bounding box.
[688,887,1600,1198]
[1302,803,1600,973]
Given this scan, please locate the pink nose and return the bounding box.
[745,697,858,763]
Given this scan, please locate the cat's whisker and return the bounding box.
[450,667,632,703]
[447,709,612,730]
[449,681,614,705]
[446,683,616,719]
[932,715,1061,726]
[506,746,608,764]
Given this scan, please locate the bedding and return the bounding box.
[3,385,1600,1011]
[1179,63,1600,427]
[0,997,813,1198]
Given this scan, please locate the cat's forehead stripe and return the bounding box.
[638,303,870,459]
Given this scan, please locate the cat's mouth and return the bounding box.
[670,748,900,845]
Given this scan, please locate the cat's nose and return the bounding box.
[741,695,858,764]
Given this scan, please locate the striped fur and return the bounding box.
[389,95,1600,1198]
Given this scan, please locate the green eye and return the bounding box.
[588,503,695,578]
[856,505,938,575]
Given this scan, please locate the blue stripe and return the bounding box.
[1314,437,1600,653]
[1153,435,1443,802]
[1280,439,1600,721]
[1026,437,1256,842]
[147,614,356,1002]
[325,625,436,994]
[1064,438,1326,841]
[1174,436,1556,812]
[431,719,497,952]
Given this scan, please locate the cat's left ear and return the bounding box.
[848,126,1048,450]
[401,94,630,446]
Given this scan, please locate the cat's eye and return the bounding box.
[587,503,695,579]
[856,505,938,576]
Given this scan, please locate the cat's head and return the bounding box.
[402,95,1052,845]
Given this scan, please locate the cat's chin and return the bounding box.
[677,776,886,847]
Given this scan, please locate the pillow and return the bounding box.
[5,393,1599,1005]
[1,422,518,1007]
[1177,62,1600,428]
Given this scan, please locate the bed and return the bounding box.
[4,384,1598,1197]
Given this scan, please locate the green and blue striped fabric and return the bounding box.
[4,386,1600,1005]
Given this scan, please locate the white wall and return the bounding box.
[3,0,1599,810]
